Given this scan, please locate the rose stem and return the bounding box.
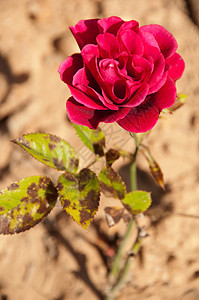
[106,133,139,300]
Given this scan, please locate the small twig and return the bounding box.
[174,212,199,219]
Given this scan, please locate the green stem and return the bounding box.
[130,156,137,191]
[106,257,132,300]
[106,133,139,300]
[109,234,142,297]
[109,218,134,282]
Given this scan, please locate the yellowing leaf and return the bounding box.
[12,133,79,172]
[57,168,100,230]
[99,167,126,200]
[0,176,57,234]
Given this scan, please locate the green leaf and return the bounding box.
[57,168,100,230]
[99,167,126,200]
[0,176,57,234]
[12,133,79,172]
[73,124,105,156]
[122,191,151,215]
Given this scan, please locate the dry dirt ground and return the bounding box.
[0,0,199,299]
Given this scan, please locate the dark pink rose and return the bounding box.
[59,17,185,132]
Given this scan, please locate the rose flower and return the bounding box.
[59,16,185,132]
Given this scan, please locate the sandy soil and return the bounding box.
[0,0,199,299]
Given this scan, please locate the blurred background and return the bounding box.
[0,0,199,299]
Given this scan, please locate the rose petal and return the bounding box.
[70,19,100,50]
[139,31,165,88]
[117,101,159,133]
[95,106,131,124]
[148,72,168,94]
[81,44,108,94]
[69,85,108,110]
[117,77,176,132]
[70,68,107,109]
[148,53,165,90]
[117,20,139,35]
[166,53,185,81]
[118,30,144,55]
[72,68,118,110]
[127,55,153,81]
[139,30,160,56]
[82,45,122,91]
[117,51,129,71]
[82,46,121,110]
[99,59,121,84]
[66,97,99,129]
[113,80,128,101]
[97,16,124,35]
[66,97,130,129]
[72,67,89,86]
[58,54,83,85]
[81,44,100,79]
[140,24,178,58]
[123,83,149,107]
[149,76,176,110]
[72,65,103,94]
[100,82,128,105]
[97,33,120,58]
